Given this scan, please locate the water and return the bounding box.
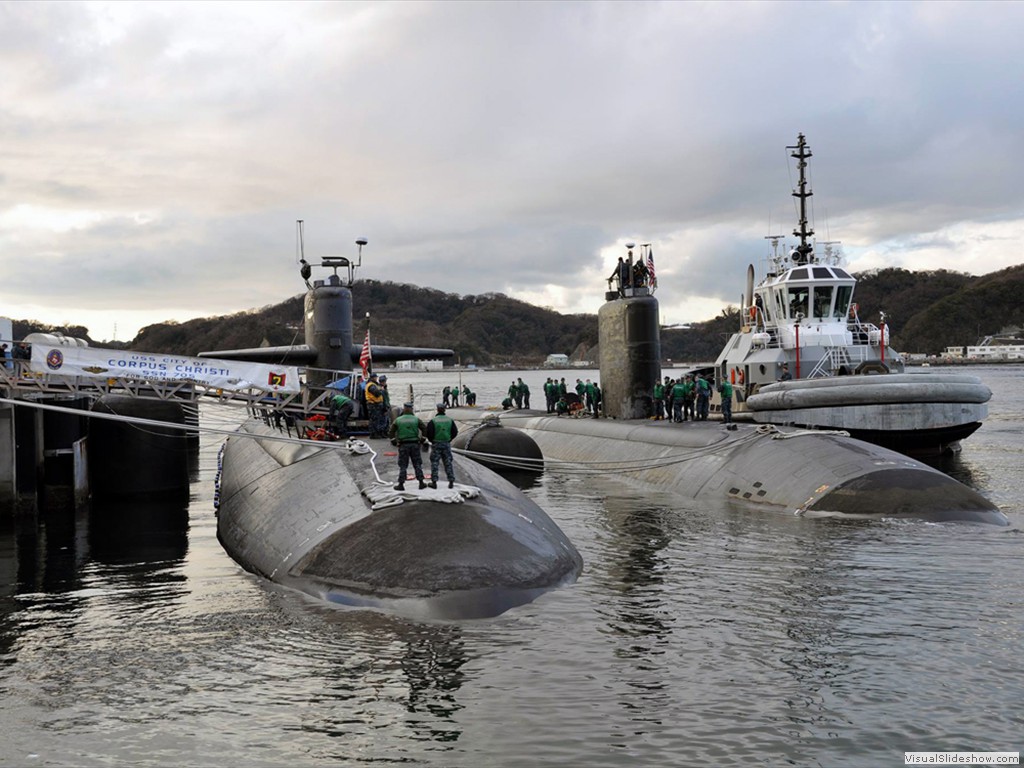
[2,367,1022,766]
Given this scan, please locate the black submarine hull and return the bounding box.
[462,412,1007,526]
[216,420,583,619]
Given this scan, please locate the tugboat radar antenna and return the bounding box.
[820,240,842,265]
[786,133,815,264]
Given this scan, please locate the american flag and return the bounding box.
[359,330,372,377]
[647,248,657,290]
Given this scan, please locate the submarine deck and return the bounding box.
[446,407,1007,525]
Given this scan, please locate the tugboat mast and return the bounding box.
[787,133,814,265]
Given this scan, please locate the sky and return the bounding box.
[2,0,1023,342]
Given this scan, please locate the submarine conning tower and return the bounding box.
[598,243,661,420]
[305,273,353,388]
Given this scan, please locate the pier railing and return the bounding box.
[0,360,326,415]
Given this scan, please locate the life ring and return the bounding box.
[737,368,745,385]
[748,306,756,321]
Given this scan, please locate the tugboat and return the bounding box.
[714,134,990,456]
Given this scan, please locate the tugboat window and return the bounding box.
[812,286,834,319]
[788,286,809,319]
[791,268,809,280]
[833,285,853,319]
[813,267,831,279]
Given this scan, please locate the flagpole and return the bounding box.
[359,312,373,381]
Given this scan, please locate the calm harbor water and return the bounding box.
[1,366,1021,767]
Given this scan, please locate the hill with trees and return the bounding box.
[9,264,1024,362]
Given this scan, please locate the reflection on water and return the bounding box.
[401,623,467,742]
[87,499,189,566]
[921,451,985,488]
[501,470,543,492]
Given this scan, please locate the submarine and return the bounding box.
[450,242,1008,527]
[204,227,583,619]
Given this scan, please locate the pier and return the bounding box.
[0,347,341,515]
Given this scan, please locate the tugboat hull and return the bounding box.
[745,373,990,456]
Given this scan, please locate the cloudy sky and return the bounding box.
[2,0,1022,342]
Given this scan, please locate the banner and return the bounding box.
[30,345,301,394]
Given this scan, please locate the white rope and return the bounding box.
[2,396,846,478]
[759,424,851,439]
[362,481,481,511]
[342,438,389,484]
[452,425,770,476]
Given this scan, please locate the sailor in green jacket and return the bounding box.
[584,379,597,415]
[426,403,459,489]
[508,381,521,409]
[328,392,354,437]
[388,402,427,490]
[718,380,734,424]
[670,380,687,422]
[516,377,530,409]
[653,382,665,420]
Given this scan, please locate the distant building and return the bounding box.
[544,353,569,367]
[944,346,966,358]
[966,344,1024,360]
[395,359,444,372]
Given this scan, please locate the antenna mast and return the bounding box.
[297,220,312,286]
[787,133,814,264]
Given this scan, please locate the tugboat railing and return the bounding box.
[807,346,870,378]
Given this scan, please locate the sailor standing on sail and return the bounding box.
[388,403,427,491]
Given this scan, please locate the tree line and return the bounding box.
[11,264,1023,363]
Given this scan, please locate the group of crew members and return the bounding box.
[328,369,739,454]
[503,377,532,410]
[442,384,476,408]
[607,252,650,298]
[327,371,393,439]
[652,373,727,423]
[538,376,602,418]
[325,369,742,494]
[1,342,33,371]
